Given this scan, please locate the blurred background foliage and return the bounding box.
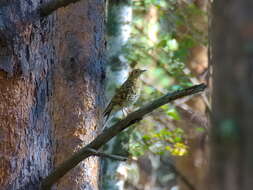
[103,0,209,189]
[119,0,208,158]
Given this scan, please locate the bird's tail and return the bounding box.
[103,102,113,121]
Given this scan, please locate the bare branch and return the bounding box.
[176,105,209,129]
[41,83,207,190]
[39,0,82,17]
[86,148,128,161]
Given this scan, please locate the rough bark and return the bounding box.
[0,1,55,189]
[0,0,106,190]
[211,1,253,190]
[52,0,106,189]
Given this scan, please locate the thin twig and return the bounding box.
[41,83,207,190]
[86,148,128,161]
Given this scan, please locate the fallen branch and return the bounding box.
[41,83,207,190]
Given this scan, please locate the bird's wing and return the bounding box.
[103,80,129,120]
[103,101,113,121]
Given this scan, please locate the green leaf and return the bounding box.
[166,108,180,120]
[196,127,205,132]
[166,39,179,51]
[174,136,182,142]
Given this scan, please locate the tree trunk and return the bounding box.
[211,1,253,190]
[0,0,106,189]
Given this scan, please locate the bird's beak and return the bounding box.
[140,69,146,73]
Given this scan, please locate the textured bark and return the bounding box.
[211,1,253,190]
[52,0,105,189]
[0,0,106,190]
[0,1,55,189]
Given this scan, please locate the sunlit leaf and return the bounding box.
[196,127,205,132]
[166,108,180,120]
[166,39,178,51]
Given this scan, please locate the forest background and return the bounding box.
[103,0,209,190]
[2,0,248,189]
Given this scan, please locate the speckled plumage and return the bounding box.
[103,69,145,120]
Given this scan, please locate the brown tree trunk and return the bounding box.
[0,2,55,189]
[52,1,105,189]
[0,0,106,189]
[211,1,253,190]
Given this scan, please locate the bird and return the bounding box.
[103,68,146,121]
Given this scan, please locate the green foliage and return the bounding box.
[161,105,180,120]
[123,0,207,158]
[129,127,188,157]
[195,127,205,132]
[122,2,207,92]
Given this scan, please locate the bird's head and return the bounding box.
[129,69,146,78]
